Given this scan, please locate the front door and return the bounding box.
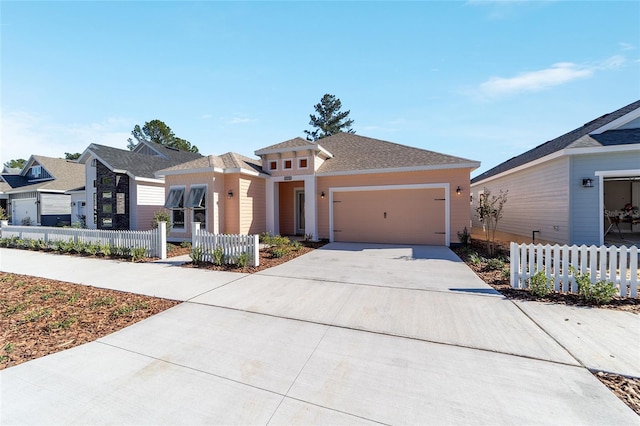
[295,189,305,235]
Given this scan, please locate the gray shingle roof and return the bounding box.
[157,152,263,175]
[255,137,316,154]
[1,155,85,193]
[471,99,640,184]
[88,144,202,179]
[313,133,479,174]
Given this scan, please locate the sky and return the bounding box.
[1,0,639,177]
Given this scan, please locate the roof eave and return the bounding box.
[317,162,480,177]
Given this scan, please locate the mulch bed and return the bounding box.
[452,238,640,416]
[0,272,179,370]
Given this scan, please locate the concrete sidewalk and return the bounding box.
[1,245,638,424]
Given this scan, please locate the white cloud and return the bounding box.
[228,116,254,124]
[619,42,635,51]
[0,111,132,164]
[473,56,626,99]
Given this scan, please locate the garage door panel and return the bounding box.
[333,188,445,245]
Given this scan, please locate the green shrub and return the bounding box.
[570,267,617,304]
[529,270,552,297]
[97,244,111,257]
[180,241,191,249]
[190,246,205,265]
[290,240,302,251]
[484,257,506,271]
[236,252,249,268]
[131,247,147,262]
[212,247,225,266]
[151,210,172,234]
[457,226,471,247]
[271,246,290,258]
[468,251,484,266]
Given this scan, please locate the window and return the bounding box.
[187,186,207,230]
[164,187,185,230]
[185,186,206,208]
[298,158,308,169]
[31,166,42,178]
[101,177,113,185]
[101,218,113,227]
[269,161,277,171]
[283,159,292,170]
[91,159,97,167]
[102,192,112,199]
[102,204,112,213]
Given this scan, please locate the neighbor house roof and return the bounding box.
[311,133,479,175]
[82,143,202,179]
[1,155,85,194]
[156,152,263,176]
[471,99,640,184]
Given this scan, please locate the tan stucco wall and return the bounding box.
[317,169,472,241]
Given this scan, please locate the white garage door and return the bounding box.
[12,199,38,225]
[332,187,446,245]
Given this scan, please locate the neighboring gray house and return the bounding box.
[0,155,85,226]
[78,141,202,230]
[471,99,640,246]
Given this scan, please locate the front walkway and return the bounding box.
[0,245,637,424]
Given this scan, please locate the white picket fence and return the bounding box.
[191,222,259,267]
[510,242,639,298]
[0,222,167,259]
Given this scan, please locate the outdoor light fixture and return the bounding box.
[321,191,325,199]
[582,178,594,188]
[227,189,234,198]
[456,186,462,195]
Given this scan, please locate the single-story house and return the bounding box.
[78,141,202,230]
[157,133,480,246]
[0,155,85,226]
[470,99,640,246]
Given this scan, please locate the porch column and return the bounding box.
[303,175,318,240]
[265,178,279,235]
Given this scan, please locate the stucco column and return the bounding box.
[303,175,318,240]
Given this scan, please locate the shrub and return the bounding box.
[180,241,191,249]
[468,251,484,266]
[271,246,290,258]
[484,257,506,271]
[21,216,34,226]
[290,240,302,251]
[190,246,205,265]
[236,252,249,268]
[130,247,147,262]
[529,270,552,297]
[212,247,224,266]
[151,210,172,234]
[0,206,7,220]
[570,267,617,304]
[457,226,471,248]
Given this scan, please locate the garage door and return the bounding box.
[332,187,446,245]
[12,199,38,225]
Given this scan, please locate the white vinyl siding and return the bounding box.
[471,157,570,244]
[40,194,71,215]
[137,185,165,205]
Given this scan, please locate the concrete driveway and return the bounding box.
[0,244,637,424]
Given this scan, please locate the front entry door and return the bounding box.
[295,189,305,235]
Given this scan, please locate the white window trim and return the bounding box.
[165,186,186,230]
[298,157,309,170]
[189,184,208,231]
[269,160,278,171]
[282,158,293,170]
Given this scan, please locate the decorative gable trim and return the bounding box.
[591,106,640,135]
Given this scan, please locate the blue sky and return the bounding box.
[1,1,639,177]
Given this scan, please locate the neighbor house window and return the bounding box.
[102,204,112,213]
[186,186,207,230]
[298,158,308,169]
[269,161,277,170]
[102,218,112,227]
[283,159,292,170]
[102,192,112,199]
[164,187,185,230]
[101,177,113,185]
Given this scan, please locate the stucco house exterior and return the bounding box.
[158,133,480,246]
[470,99,640,246]
[78,141,202,230]
[0,155,85,226]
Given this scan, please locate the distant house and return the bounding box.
[0,155,85,226]
[158,133,480,246]
[78,141,202,230]
[470,99,640,246]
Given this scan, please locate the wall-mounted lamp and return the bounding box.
[321,191,325,199]
[227,189,234,198]
[456,186,462,195]
[582,178,594,188]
